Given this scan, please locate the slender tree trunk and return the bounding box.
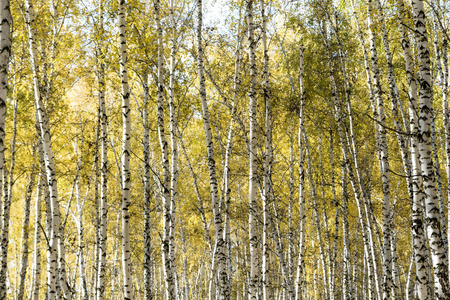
[295,44,306,300]
[261,0,273,298]
[118,0,133,297]
[96,0,108,298]
[143,70,153,300]
[247,1,258,299]
[0,0,10,296]
[169,1,179,296]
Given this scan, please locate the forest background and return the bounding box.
[0,0,448,299]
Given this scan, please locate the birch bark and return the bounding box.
[396,0,430,297]
[118,0,133,297]
[246,1,258,299]
[0,0,10,296]
[412,0,450,296]
[96,0,108,298]
[295,44,305,300]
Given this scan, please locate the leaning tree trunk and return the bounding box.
[412,0,450,297]
[118,0,133,298]
[0,0,10,296]
[196,0,229,298]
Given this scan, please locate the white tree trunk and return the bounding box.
[0,0,10,296]
[412,0,450,296]
[169,1,179,296]
[96,0,108,299]
[247,1,258,299]
[295,44,306,300]
[143,71,153,300]
[118,0,133,297]
[261,0,272,298]
[396,0,430,297]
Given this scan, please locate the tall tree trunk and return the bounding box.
[143,70,153,300]
[396,0,430,297]
[261,0,272,298]
[295,44,306,300]
[196,0,229,298]
[0,0,10,295]
[169,0,179,296]
[118,0,133,297]
[97,0,108,298]
[246,1,258,299]
[412,0,450,296]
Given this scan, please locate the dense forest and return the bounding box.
[0,0,449,298]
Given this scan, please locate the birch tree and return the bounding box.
[412,0,450,297]
[246,1,259,299]
[0,0,10,295]
[118,0,133,297]
[96,0,108,298]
